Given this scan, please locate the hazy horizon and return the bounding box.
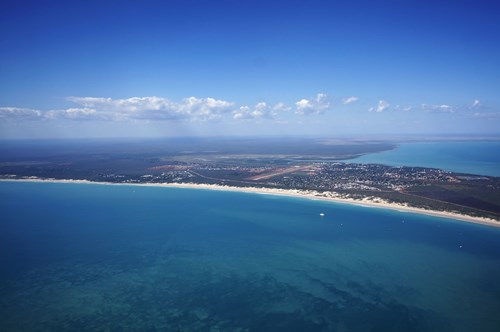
[1,133,500,143]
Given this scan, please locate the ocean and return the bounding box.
[346,141,500,177]
[1,181,500,331]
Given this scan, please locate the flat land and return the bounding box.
[1,137,499,222]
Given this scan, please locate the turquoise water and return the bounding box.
[347,141,500,177]
[1,181,500,331]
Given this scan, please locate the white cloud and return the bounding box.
[233,106,255,120]
[369,100,390,112]
[1,96,236,123]
[7,95,485,127]
[295,93,330,115]
[0,107,42,120]
[179,97,234,121]
[468,100,498,118]
[394,105,412,112]
[67,96,234,122]
[65,108,96,116]
[342,96,358,105]
[272,102,291,112]
[469,99,482,110]
[255,102,267,112]
[66,96,171,112]
[45,107,112,121]
[233,102,274,120]
[232,101,292,120]
[421,104,455,113]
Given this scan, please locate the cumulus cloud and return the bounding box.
[0,106,103,122]
[0,107,42,120]
[233,102,274,120]
[295,93,330,115]
[342,96,358,105]
[67,96,234,121]
[8,94,481,126]
[369,100,390,112]
[45,107,113,121]
[232,101,293,120]
[421,104,455,113]
[1,96,236,123]
[272,102,291,112]
[178,97,234,121]
[233,106,259,120]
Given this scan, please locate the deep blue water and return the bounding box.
[347,141,500,177]
[1,181,500,331]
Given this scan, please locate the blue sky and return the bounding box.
[1,0,499,138]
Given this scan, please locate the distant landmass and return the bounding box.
[1,137,499,222]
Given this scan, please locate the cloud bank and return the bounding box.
[0,96,489,126]
[66,96,234,121]
[0,107,42,120]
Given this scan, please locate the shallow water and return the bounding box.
[1,182,500,331]
[347,141,500,177]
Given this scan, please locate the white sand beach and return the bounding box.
[2,178,499,228]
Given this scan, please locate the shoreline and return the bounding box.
[1,177,499,228]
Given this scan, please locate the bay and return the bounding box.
[347,141,500,177]
[1,181,500,331]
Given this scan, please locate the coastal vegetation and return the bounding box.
[1,138,499,223]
